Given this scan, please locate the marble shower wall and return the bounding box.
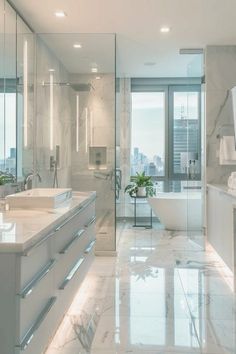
[116,78,153,218]
[205,46,236,184]
[116,78,132,218]
[35,37,72,188]
[70,74,116,253]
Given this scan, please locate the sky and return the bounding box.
[131,92,198,160]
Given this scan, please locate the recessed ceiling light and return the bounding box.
[160,26,170,33]
[95,76,101,80]
[54,11,66,18]
[73,43,82,49]
[91,67,98,73]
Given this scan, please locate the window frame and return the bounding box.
[130,82,201,184]
[131,87,169,182]
[168,85,201,181]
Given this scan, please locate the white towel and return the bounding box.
[228,175,236,189]
[219,136,236,165]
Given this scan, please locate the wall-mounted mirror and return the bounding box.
[0,0,16,177]
[0,0,34,184]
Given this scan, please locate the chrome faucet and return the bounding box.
[24,172,42,190]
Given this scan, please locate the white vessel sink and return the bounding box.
[6,188,72,209]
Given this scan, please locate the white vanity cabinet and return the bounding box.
[207,185,235,272]
[0,193,96,354]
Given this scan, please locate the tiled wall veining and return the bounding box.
[70,74,116,252]
[35,37,72,188]
[205,45,236,184]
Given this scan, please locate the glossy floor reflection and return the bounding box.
[45,222,235,354]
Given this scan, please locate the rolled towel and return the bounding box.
[228,175,236,189]
[219,136,236,165]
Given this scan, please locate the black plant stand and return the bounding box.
[132,196,152,229]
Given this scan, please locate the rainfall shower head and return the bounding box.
[41,81,94,91]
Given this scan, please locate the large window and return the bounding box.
[131,92,165,177]
[131,83,201,182]
[169,86,201,179]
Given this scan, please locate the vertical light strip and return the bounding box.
[23,40,28,148]
[90,109,93,146]
[85,107,88,153]
[49,73,54,151]
[76,94,79,152]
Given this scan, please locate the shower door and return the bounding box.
[169,85,204,246]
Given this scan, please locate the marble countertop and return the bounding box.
[0,191,96,253]
[207,183,236,199]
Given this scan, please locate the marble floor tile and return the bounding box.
[90,316,200,352]
[45,223,236,354]
[185,293,236,320]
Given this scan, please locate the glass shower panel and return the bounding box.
[170,86,203,241]
[35,33,116,252]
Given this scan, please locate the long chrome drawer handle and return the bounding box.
[22,230,56,257]
[59,229,85,254]
[59,257,84,290]
[84,240,95,254]
[19,259,56,299]
[17,297,57,351]
[84,216,96,228]
[55,197,95,231]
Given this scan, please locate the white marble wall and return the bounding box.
[70,74,116,253]
[35,37,72,188]
[205,46,236,184]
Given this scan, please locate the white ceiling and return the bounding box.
[10,0,236,77]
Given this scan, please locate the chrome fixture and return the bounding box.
[24,172,42,190]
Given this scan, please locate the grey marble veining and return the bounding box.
[35,36,72,189]
[45,223,236,354]
[70,74,116,253]
[206,45,236,185]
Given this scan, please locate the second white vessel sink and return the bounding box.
[6,188,72,209]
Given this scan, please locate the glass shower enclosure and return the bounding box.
[34,33,116,254]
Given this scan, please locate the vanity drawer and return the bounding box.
[54,240,95,319]
[19,233,54,291]
[16,296,57,354]
[17,269,55,348]
[53,200,95,254]
[54,229,90,289]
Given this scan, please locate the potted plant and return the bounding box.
[125,171,155,197]
[0,174,15,198]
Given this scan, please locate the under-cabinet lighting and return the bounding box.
[76,94,79,152]
[23,40,28,148]
[49,72,54,151]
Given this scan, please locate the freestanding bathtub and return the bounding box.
[148,192,202,231]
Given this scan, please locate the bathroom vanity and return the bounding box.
[207,184,236,276]
[0,191,96,354]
